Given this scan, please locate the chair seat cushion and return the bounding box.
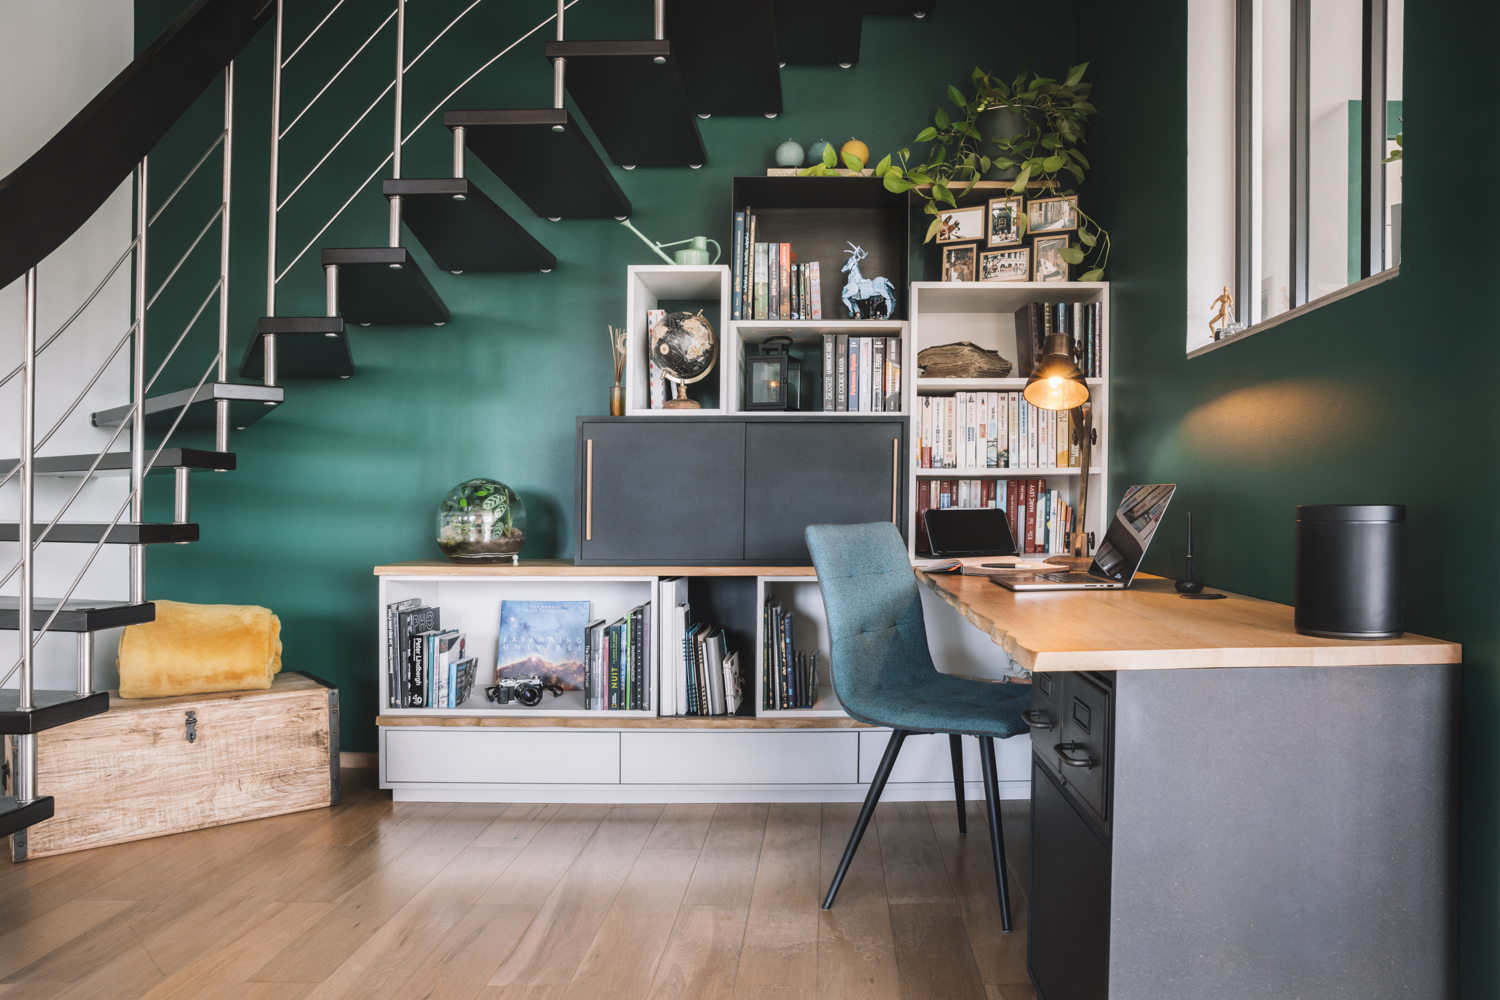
[841,670,1033,739]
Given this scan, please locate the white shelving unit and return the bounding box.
[725,319,912,416]
[907,281,1111,559]
[623,265,731,415]
[755,575,844,718]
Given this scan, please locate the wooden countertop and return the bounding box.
[917,571,1461,672]
[376,714,870,729]
[374,559,817,578]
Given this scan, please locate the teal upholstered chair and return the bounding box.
[806,521,1031,930]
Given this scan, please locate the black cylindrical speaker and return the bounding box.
[1294,505,1405,639]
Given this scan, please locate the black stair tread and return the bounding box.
[321,247,449,326]
[385,178,556,273]
[0,691,109,734]
[0,796,54,840]
[863,0,935,12]
[445,109,632,220]
[774,0,862,65]
[91,382,285,432]
[240,316,353,379]
[0,598,154,632]
[665,0,782,116]
[0,522,199,544]
[0,448,234,478]
[544,41,706,168]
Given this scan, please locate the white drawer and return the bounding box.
[859,730,1032,783]
[620,731,859,784]
[384,729,620,784]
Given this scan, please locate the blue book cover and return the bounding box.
[497,600,591,691]
[731,212,745,321]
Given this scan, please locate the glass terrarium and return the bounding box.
[437,479,527,564]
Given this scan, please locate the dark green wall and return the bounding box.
[1076,0,1499,995]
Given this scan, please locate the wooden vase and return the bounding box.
[609,386,624,416]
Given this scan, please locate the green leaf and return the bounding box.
[887,164,904,179]
[948,84,966,108]
[883,173,914,194]
[797,165,822,176]
[915,126,939,143]
[1072,102,1097,115]
[991,156,1015,169]
[1017,213,1028,236]
[1068,148,1091,169]
[924,216,942,243]
[823,143,838,167]
[1059,247,1086,264]
[935,107,951,129]
[1043,155,1066,172]
[1041,133,1061,150]
[1079,268,1104,282]
[1078,229,1097,247]
[874,153,892,177]
[979,156,992,172]
[842,151,865,171]
[909,170,931,185]
[933,183,956,207]
[1065,163,1085,182]
[1065,62,1089,86]
[1011,164,1031,193]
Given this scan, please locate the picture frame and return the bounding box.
[935,205,985,244]
[1033,235,1071,283]
[986,196,1024,247]
[1027,195,1079,233]
[979,247,1031,283]
[941,243,979,282]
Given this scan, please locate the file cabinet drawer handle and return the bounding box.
[1021,709,1053,731]
[1054,742,1093,769]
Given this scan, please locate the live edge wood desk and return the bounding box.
[916,570,1460,1000]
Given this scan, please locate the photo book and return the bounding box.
[497,600,591,691]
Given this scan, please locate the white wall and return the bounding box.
[0,0,136,692]
[1185,0,1236,352]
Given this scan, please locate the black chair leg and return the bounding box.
[979,736,1013,933]
[823,729,908,910]
[948,734,966,835]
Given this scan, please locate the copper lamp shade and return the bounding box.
[1023,332,1090,411]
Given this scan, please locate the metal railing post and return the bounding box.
[131,162,147,605]
[326,265,340,317]
[217,61,234,453]
[452,126,466,179]
[388,0,405,248]
[174,467,190,524]
[16,267,37,804]
[265,0,283,386]
[76,632,94,698]
[552,0,566,118]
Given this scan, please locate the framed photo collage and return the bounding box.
[936,193,1080,284]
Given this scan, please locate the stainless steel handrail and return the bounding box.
[282,0,348,67]
[279,6,397,141]
[148,130,227,227]
[145,203,224,311]
[278,80,394,212]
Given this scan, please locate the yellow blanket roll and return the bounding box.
[118,600,282,699]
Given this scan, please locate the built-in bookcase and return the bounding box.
[725,319,911,416]
[907,280,1110,560]
[755,575,843,718]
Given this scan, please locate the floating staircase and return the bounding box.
[545,41,706,168]
[0,448,233,478]
[385,179,556,273]
[0,523,199,544]
[446,110,632,220]
[322,248,448,326]
[91,382,284,433]
[0,597,154,632]
[664,0,782,116]
[241,317,352,379]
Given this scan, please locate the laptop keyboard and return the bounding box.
[1038,572,1101,583]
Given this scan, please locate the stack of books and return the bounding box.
[821,334,902,412]
[385,599,475,708]
[1015,301,1103,378]
[659,582,741,716]
[762,598,821,710]
[914,476,1074,556]
[918,392,1078,470]
[581,605,652,711]
[731,212,823,322]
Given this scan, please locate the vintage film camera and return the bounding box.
[484,675,565,708]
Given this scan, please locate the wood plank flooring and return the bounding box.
[0,771,1038,1000]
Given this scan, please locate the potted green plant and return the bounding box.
[867,63,1110,281]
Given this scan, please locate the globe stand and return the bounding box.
[662,380,701,409]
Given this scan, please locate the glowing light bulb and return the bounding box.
[1049,376,1062,389]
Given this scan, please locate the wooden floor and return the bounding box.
[0,770,1037,1000]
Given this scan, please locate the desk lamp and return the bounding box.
[1024,331,1093,571]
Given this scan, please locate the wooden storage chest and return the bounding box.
[9,672,339,860]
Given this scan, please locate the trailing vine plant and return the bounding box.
[868,63,1111,281]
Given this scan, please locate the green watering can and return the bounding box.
[619,219,721,265]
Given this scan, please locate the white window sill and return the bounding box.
[1186,266,1400,359]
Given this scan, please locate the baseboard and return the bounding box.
[340,752,378,769]
[388,779,1031,804]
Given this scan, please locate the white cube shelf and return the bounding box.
[624,265,731,415]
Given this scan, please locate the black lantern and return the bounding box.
[745,335,802,411]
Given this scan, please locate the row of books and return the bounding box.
[820,334,903,412]
[1015,301,1103,378]
[385,600,477,708]
[582,604,651,711]
[918,392,1079,470]
[731,212,824,321]
[763,597,821,710]
[916,477,1075,555]
[659,577,742,717]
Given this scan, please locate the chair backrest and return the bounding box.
[804,522,937,728]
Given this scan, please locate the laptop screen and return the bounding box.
[1089,484,1176,583]
[923,508,1017,558]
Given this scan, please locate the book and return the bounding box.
[722,651,741,716]
[871,337,885,416]
[920,396,932,467]
[885,338,902,411]
[822,335,835,411]
[432,630,464,707]
[753,243,769,320]
[497,600,590,692]
[859,337,873,412]
[779,243,791,320]
[583,618,606,710]
[399,605,439,707]
[916,479,932,552]
[451,656,478,707]
[1014,302,1045,377]
[743,212,756,319]
[809,262,822,319]
[848,337,861,411]
[944,396,956,468]
[409,629,437,707]
[731,212,745,321]
[385,598,421,708]
[835,335,849,411]
[705,627,726,715]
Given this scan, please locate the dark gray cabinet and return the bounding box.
[576,417,906,565]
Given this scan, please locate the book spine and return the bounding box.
[822,335,834,411]
[810,262,822,320]
[754,244,769,320]
[608,625,619,711]
[1094,302,1102,377]
[634,606,644,711]
[836,335,849,411]
[920,396,931,468]
[742,212,754,320]
[731,212,745,321]
[944,396,956,468]
[583,624,592,710]
[860,337,873,412]
[386,605,397,708]
[779,244,791,320]
[848,337,860,412]
[871,337,885,417]
[790,256,798,320]
[886,338,901,412]
[917,479,932,553]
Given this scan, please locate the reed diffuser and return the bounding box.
[607,325,627,416]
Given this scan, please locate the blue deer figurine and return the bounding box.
[840,243,897,320]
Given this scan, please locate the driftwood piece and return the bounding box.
[916,341,1014,379]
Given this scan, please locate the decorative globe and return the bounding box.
[648,310,717,384]
[808,138,832,165]
[437,478,526,564]
[775,139,805,167]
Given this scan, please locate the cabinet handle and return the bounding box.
[585,439,593,541]
[1054,742,1093,769]
[891,438,899,523]
[1021,709,1053,731]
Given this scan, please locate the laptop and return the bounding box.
[922,508,1017,558]
[996,484,1176,591]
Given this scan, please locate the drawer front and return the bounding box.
[384,729,621,784]
[1056,672,1111,822]
[1028,671,1064,772]
[620,731,858,784]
